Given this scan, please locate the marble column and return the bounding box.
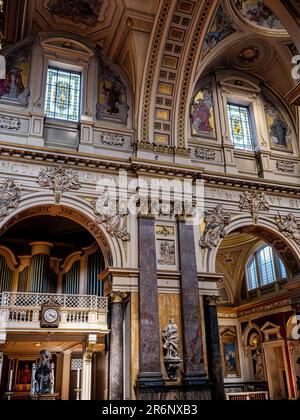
[109,292,127,400]
[81,334,97,400]
[61,351,72,401]
[177,219,205,385]
[204,296,225,400]
[137,215,163,387]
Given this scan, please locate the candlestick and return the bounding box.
[76,368,80,389]
[8,369,13,392]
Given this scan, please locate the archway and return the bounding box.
[214,216,300,400]
[0,195,120,401]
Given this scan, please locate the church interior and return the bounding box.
[0,0,300,401]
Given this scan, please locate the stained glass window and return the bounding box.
[247,245,287,291]
[227,103,254,151]
[45,67,81,122]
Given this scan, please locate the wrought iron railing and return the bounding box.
[0,291,108,312]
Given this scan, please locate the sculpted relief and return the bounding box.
[0,179,22,221]
[200,205,232,249]
[275,213,300,245]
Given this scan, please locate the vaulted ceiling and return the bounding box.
[2,0,300,142]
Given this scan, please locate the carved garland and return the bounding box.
[177,0,215,149]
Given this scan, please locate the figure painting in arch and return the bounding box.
[96,64,129,125]
[264,100,293,152]
[221,327,241,378]
[191,84,216,138]
[234,0,285,31]
[0,45,31,106]
[203,5,236,56]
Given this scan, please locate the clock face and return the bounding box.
[44,308,59,324]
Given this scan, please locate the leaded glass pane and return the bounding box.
[45,67,81,122]
[227,103,254,151]
[258,246,276,286]
[247,258,259,290]
[278,258,287,280]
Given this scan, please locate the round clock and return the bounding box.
[43,308,59,324]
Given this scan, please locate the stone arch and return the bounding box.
[206,215,300,277]
[0,192,126,268]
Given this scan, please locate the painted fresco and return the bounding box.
[234,0,285,31]
[191,83,216,138]
[264,100,293,152]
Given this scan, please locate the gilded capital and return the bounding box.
[206,295,220,307]
[110,291,129,304]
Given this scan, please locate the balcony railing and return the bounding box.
[0,292,109,332]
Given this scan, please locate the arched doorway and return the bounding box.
[213,219,300,400]
[0,207,111,401]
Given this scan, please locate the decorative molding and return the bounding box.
[238,299,291,318]
[100,133,125,147]
[140,0,173,143]
[200,205,232,249]
[275,213,300,245]
[195,147,216,161]
[162,319,182,380]
[0,178,22,221]
[177,0,214,148]
[92,187,130,242]
[38,166,81,204]
[137,141,190,156]
[276,160,295,174]
[0,116,21,130]
[126,17,153,33]
[239,191,269,219]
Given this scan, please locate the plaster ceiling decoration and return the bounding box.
[46,0,104,26]
[230,0,289,37]
[228,38,273,71]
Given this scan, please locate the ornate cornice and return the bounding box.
[1,144,300,196]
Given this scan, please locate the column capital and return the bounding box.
[110,291,129,304]
[206,295,221,307]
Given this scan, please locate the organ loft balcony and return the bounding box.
[0,291,109,333]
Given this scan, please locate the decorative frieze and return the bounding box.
[239,191,269,218]
[100,133,125,147]
[276,160,295,174]
[195,148,216,161]
[38,166,81,204]
[93,187,130,242]
[0,178,22,221]
[275,213,300,245]
[0,116,21,130]
[200,205,232,249]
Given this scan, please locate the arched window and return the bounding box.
[246,245,287,291]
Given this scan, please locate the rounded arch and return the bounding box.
[206,215,300,276]
[0,192,126,268]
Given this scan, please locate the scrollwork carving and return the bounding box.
[239,191,269,219]
[0,178,22,221]
[200,205,232,249]
[92,187,130,242]
[38,166,81,204]
[275,213,300,245]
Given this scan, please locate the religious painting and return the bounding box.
[14,360,35,392]
[191,83,216,138]
[96,64,129,125]
[233,0,286,31]
[203,5,236,56]
[0,45,32,106]
[264,100,293,153]
[47,0,104,26]
[220,327,241,378]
